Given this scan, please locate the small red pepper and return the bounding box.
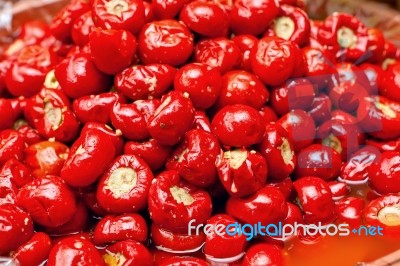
[216,148,267,197]
[12,232,52,266]
[166,129,221,187]
[151,223,205,253]
[226,186,288,225]
[318,13,368,62]
[16,176,77,227]
[24,88,80,142]
[0,129,25,166]
[97,154,153,213]
[293,176,336,224]
[24,140,69,179]
[0,205,34,255]
[60,128,116,187]
[89,28,137,74]
[115,63,176,101]
[92,0,145,34]
[174,63,222,110]
[47,236,104,266]
[364,195,400,237]
[265,4,310,47]
[93,213,148,245]
[258,123,296,182]
[148,170,212,233]
[147,91,195,146]
[124,139,173,171]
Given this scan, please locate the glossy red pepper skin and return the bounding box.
[331,109,357,125]
[366,138,400,152]
[270,78,315,116]
[50,0,90,42]
[265,4,310,47]
[73,92,125,124]
[0,129,25,166]
[329,81,369,114]
[250,36,297,86]
[295,144,342,181]
[110,103,149,141]
[211,104,265,147]
[215,70,268,110]
[16,175,77,227]
[226,186,288,225]
[81,122,124,155]
[216,148,267,198]
[317,120,363,161]
[340,146,381,184]
[293,176,336,224]
[259,106,278,124]
[232,34,258,72]
[204,214,247,259]
[335,197,365,228]
[308,93,332,125]
[103,240,153,266]
[277,109,316,152]
[334,62,371,92]
[89,28,137,74]
[180,0,229,37]
[16,125,43,146]
[357,95,400,140]
[60,128,116,187]
[97,154,153,213]
[92,0,145,33]
[193,111,212,132]
[0,205,33,255]
[0,99,15,130]
[379,63,400,103]
[93,213,147,245]
[81,188,108,217]
[55,52,112,99]
[148,170,212,233]
[368,151,400,195]
[166,129,221,187]
[12,232,52,266]
[318,13,368,62]
[133,99,161,120]
[360,62,382,91]
[194,38,241,74]
[24,88,80,142]
[138,20,193,66]
[328,181,350,200]
[302,47,338,90]
[47,236,104,266]
[24,140,69,179]
[43,201,88,236]
[229,0,279,36]
[147,91,195,146]
[5,45,58,97]
[151,223,205,253]
[0,159,33,190]
[258,123,296,181]
[71,11,95,46]
[124,139,173,171]
[174,63,222,110]
[364,195,400,237]
[265,177,294,201]
[242,243,284,266]
[159,257,209,266]
[367,28,386,64]
[115,63,176,101]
